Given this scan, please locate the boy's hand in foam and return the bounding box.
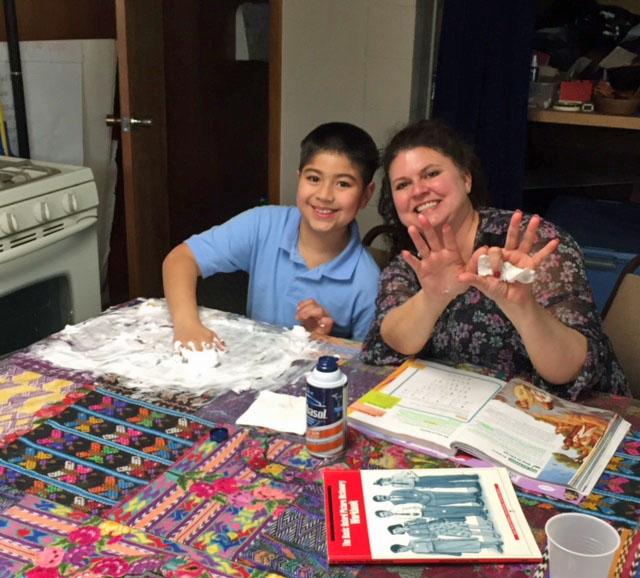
[174,340,222,369]
[173,319,226,351]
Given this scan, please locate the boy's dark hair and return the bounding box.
[378,118,490,255]
[299,122,380,185]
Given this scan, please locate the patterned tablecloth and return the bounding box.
[0,301,638,578]
[2,419,639,578]
[0,355,94,446]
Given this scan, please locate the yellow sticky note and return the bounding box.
[360,390,400,409]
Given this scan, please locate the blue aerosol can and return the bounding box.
[306,355,348,457]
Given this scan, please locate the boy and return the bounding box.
[162,122,380,349]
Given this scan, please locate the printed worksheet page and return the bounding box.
[385,362,504,422]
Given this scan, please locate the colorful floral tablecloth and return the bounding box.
[2,423,639,578]
[0,355,94,446]
[0,494,261,577]
[0,368,219,515]
[1,300,639,578]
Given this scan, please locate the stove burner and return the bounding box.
[0,159,60,190]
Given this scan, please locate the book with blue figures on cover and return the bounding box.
[323,467,542,565]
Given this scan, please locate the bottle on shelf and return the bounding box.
[530,53,539,82]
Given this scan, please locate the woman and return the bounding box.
[362,119,629,399]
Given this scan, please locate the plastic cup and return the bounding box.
[545,513,620,578]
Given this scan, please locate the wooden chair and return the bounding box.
[362,224,394,269]
[602,255,640,398]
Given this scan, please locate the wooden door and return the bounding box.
[162,1,272,246]
[115,0,169,298]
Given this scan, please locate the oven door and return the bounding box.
[0,218,101,356]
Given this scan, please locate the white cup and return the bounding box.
[545,513,620,578]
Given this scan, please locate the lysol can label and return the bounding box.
[306,356,347,457]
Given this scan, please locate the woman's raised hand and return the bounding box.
[459,211,559,306]
[402,214,469,300]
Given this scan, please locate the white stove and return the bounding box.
[0,156,102,356]
[0,159,60,188]
[0,157,98,243]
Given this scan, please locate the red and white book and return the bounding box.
[323,467,542,565]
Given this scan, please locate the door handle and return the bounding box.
[105,115,153,132]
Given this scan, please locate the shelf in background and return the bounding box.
[528,109,640,130]
[524,168,640,190]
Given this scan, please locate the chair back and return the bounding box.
[603,268,640,398]
[362,224,394,269]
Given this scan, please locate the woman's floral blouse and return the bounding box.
[361,208,630,400]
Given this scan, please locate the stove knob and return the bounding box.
[0,212,19,235]
[33,201,51,223]
[62,192,79,214]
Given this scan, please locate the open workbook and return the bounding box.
[323,467,542,565]
[347,360,630,500]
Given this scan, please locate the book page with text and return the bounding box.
[385,362,503,422]
[348,361,504,454]
[452,379,623,488]
[454,399,564,479]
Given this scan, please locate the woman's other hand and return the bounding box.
[459,211,559,306]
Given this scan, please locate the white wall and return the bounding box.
[279,0,417,237]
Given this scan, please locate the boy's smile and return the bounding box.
[296,151,373,237]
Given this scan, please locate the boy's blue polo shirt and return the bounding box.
[185,205,380,341]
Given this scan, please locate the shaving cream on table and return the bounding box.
[174,340,221,367]
[30,298,325,394]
